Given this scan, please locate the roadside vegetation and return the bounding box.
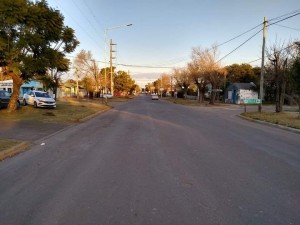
[0,98,110,124]
[0,139,22,152]
[164,96,300,130]
[164,97,227,107]
[241,111,300,129]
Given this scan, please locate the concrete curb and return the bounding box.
[0,141,31,161]
[238,115,300,134]
[78,106,112,122]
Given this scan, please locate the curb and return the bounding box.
[238,115,300,134]
[0,141,31,161]
[78,106,112,122]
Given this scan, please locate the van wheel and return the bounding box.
[23,99,27,106]
[34,101,38,108]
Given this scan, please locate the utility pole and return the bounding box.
[110,39,116,96]
[259,17,267,112]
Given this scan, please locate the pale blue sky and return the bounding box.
[47,0,300,87]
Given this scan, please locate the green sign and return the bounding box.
[242,99,261,104]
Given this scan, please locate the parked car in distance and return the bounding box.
[0,90,20,109]
[100,93,113,99]
[23,90,56,108]
[151,94,159,100]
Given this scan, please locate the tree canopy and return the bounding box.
[225,63,258,84]
[0,0,79,111]
[114,71,136,95]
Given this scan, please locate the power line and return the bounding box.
[71,0,103,42]
[217,28,263,63]
[217,11,300,63]
[117,63,173,69]
[53,0,100,48]
[158,22,264,66]
[274,24,300,31]
[67,54,173,69]
[66,10,300,70]
[267,12,300,27]
[268,9,300,22]
[247,43,296,65]
[80,0,106,42]
[215,23,263,49]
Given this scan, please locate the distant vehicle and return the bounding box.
[0,90,20,109]
[23,90,56,108]
[151,94,159,100]
[100,93,113,99]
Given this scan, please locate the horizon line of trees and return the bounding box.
[147,41,300,113]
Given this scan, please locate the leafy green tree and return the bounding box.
[0,0,79,111]
[114,71,135,95]
[225,63,258,84]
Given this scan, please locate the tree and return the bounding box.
[225,63,258,84]
[290,42,300,118]
[114,71,136,95]
[188,48,209,103]
[154,73,172,95]
[73,50,101,94]
[0,0,79,112]
[37,52,71,100]
[192,45,226,104]
[266,41,292,112]
[173,68,192,98]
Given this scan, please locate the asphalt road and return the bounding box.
[0,95,299,225]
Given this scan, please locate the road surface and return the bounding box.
[0,95,299,225]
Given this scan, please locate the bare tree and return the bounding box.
[74,50,101,94]
[188,49,207,103]
[266,41,293,112]
[191,45,226,104]
[173,68,192,98]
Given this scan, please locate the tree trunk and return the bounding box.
[197,84,203,104]
[279,80,286,112]
[297,96,300,119]
[52,86,57,100]
[7,72,23,112]
[275,74,281,112]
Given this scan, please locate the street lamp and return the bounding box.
[104,23,132,95]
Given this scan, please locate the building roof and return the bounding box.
[231,83,256,90]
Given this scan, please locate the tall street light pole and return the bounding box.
[104,23,132,94]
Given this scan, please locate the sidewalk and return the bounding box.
[0,120,70,160]
[0,120,69,142]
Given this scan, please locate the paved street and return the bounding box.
[0,95,299,225]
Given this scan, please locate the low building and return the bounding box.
[0,79,44,96]
[225,83,258,104]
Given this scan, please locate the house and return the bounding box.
[0,79,44,96]
[225,83,258,104]
[0,79,87,99]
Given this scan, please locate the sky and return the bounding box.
[46,0,300,87]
